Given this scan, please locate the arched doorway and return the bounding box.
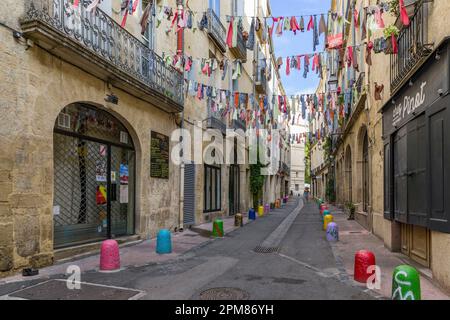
[345,146,352,203]
[53,103,136,248]
[362,132,369,212]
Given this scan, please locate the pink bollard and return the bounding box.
[100,240,121,272]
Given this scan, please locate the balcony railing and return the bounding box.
[390,0,433,93]
[206,101,227,135]
[207,8,227,53]
[229,27,247,62]
[21,0,183,111]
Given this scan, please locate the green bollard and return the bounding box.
[212,219,224,238]
[392,265,421,300]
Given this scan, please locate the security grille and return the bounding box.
[53,134,108,247]
[183,163,196,226]
[53,104,135,248]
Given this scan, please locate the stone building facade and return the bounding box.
[0,0,289,276]
[312,0,450,291]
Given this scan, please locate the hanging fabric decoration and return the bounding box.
[391,34,398,54]
[226,17,234,48]
[269,17,281,37]
[276,17,284,36]
[307,15,314,31]
[313,15,319,51]
[73,0,80,8]
[303,55,310,78]
[140,0,153,34]
[246,18,255,50]
[283,17,291,31]
[86,0,101,13]
[299,16,305,32]
[366,41,373,65]
[290,16,300,34]
[286,56,291,76]
[399,0,410,26]
[319,14,327,36]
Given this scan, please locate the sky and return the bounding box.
[271,0,330,97]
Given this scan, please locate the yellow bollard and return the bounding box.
[323,214,334,231]
[258,206,264,217]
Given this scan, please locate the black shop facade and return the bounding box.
[382,39,450,267]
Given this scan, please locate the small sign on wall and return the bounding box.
[150,131,170,179]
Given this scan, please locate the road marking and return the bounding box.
[258,199,304,250]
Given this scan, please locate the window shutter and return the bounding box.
[407,114,427,227]
[393,126,408,223]
[428,99,450,233]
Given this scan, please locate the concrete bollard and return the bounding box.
[234,214,243,227]
[248,208,256,220]
[326,222,339,242]
[258,206,264,217]
[318,199,324,209]
[323,214,334,231]
[264,204,270,215]
[392,265,421,300]
[354,250,376,283]
[156,229,172,254]
[100,240,120,272]
[212,219,224,237]
[320,205,328,215]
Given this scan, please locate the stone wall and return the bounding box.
[0,9,180,275]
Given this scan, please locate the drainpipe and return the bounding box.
[177,0,185,232]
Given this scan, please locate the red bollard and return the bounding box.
[354,250,376,283]
[320,204,328,215]
[100,240,121,272]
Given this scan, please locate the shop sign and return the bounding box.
[392,82,427,127]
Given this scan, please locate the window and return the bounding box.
[142,0,155,49]
[209,0,220,16]
[204,165,221,212]
[232,0,244,16]
[295,184,299,191]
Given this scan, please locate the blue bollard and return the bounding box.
[156,229,172,254]
[249,208,256,220]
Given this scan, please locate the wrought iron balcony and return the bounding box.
[206,8,227,53]
[206,102,227,135]
[390,0,433,93]
[21,0,184,112]
[229,28,247,62]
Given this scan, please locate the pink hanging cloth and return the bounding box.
[347,46,353,67]
[73,0,80,7]
[286,57,291,76]
[391,34,398,54]
[226,17,234,48]
[307,16,314,31]
[399,0,410,26]
[375,10,385,28]
[296,55,302,70]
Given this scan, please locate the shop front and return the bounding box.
[382,39,450,267]
[53,104,136,248]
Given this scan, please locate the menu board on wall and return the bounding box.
[150,131,170,179]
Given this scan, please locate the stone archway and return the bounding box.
[53,103,138,248]
[356,126,370,212]
[345,145,353,203]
